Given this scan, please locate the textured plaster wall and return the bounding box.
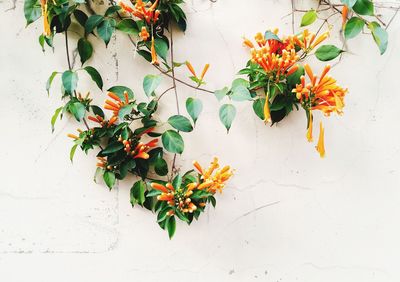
[1,0,400,281]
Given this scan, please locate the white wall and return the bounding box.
[1,0,400,281]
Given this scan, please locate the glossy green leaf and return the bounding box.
[369,22,388,55]
[46,71,59,96]
[73,10,88,27]
[24,0,41,25]
[62,70,78,94]
[97,18,116,46]
[219,104,236,132]
[162,130,184,154]
[154,37,169,61]
[51,106,63,132]
[130,180,146,206]
[344,17,365,39]
[78,38,93,65]
[118,104,134,120]
[168,115,193,132]
[315,45,344,61]
[105,5,121,16]
[70,102,86,121]
[102,142,124,154]
[143,75,162,97]
[301,10,317,27]
[231,85,252,101]
[166,216,176,239]
[116,19,138,34]
[84,66,103,90]
[253,98,266,120]
[185,97,203,124]
[353,0,374,16]
[107,86,134,100]
[103,171,116,189]
[70,144,78,162]
[214,87,229,101]
[85,15,104,34]
[154,157,168,176]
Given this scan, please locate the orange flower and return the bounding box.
[119,0,160,24]
[264,94,272,123]
[88,115,117,127]
[293,29,329,51]
[185,61,197,77]
[293,64,347,116]
[306,112,313,142]
[150,36,159,65]
[139,26,150,41]
[200,64,210,80]
[118,137,158,160]
[104,91,131,118]
[342,5,349,27]
[193,157,233,194]
[316,122,325,158]
[40,0,51,36]
[151,182,198,213]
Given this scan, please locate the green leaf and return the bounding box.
[105,5,121,16]
[264,31,281,42]
[154,37,169,61]
[24,0,41,25]
[231,78,249,90]
[185,97,203,124]
[103,171,116,189]
[46,71,59,96]
[130,180,146,206]
[118,104,134,120]
[78,38,93,65]
[287,65,304,87]
[172,174,182,190]
[102,142,124,154]
[368,22,388,55]
[69,102,86,121]
[344,17,365,39]
[107,86,134,100]
[353,0,374,16]
[85,15,104,34]
[341,0,357,7]
[315,45,344,61]
[166,216,176,239]
[116,19,138,34]
[143,75,162,97]
[253,98,266,120]
[231,85,252,101]
[168,115,193,132]
[51,106,63,132]
[73,10,88,27]
[70,144,78,162]
[214,87,229,101]
[39,34,45,51]
[97,18,116,46]
[219,104,236,132]
[162,130,184,154]
[154,157,168,176]
[84,66,103,90]
[62,70,78,94]
[301,10,317,27]
[91,105,104,118]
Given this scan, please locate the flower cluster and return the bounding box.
[241,29,347,157]
[150,158,233,237]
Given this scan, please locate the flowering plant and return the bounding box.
[23,0,398,237]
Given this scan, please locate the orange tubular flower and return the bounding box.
[118,137,158,160]
[139,26,150,41]
[200,64,210,81]
[293,64,347,116]
[40,0,51,36]
[342,5,349,27]
[316,122,325,158]
[185,61,197,77]
[150,37,159,65]
[293,29,329,51]
[245,31,300,80]
[264,94,272,123]
[104,91,131,118]
[120,0,160,24]
[306,112,313,142]
[193,157,233,194]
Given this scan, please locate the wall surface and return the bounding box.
[1,0,400,281]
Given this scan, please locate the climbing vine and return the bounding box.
[23,0,398,237]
